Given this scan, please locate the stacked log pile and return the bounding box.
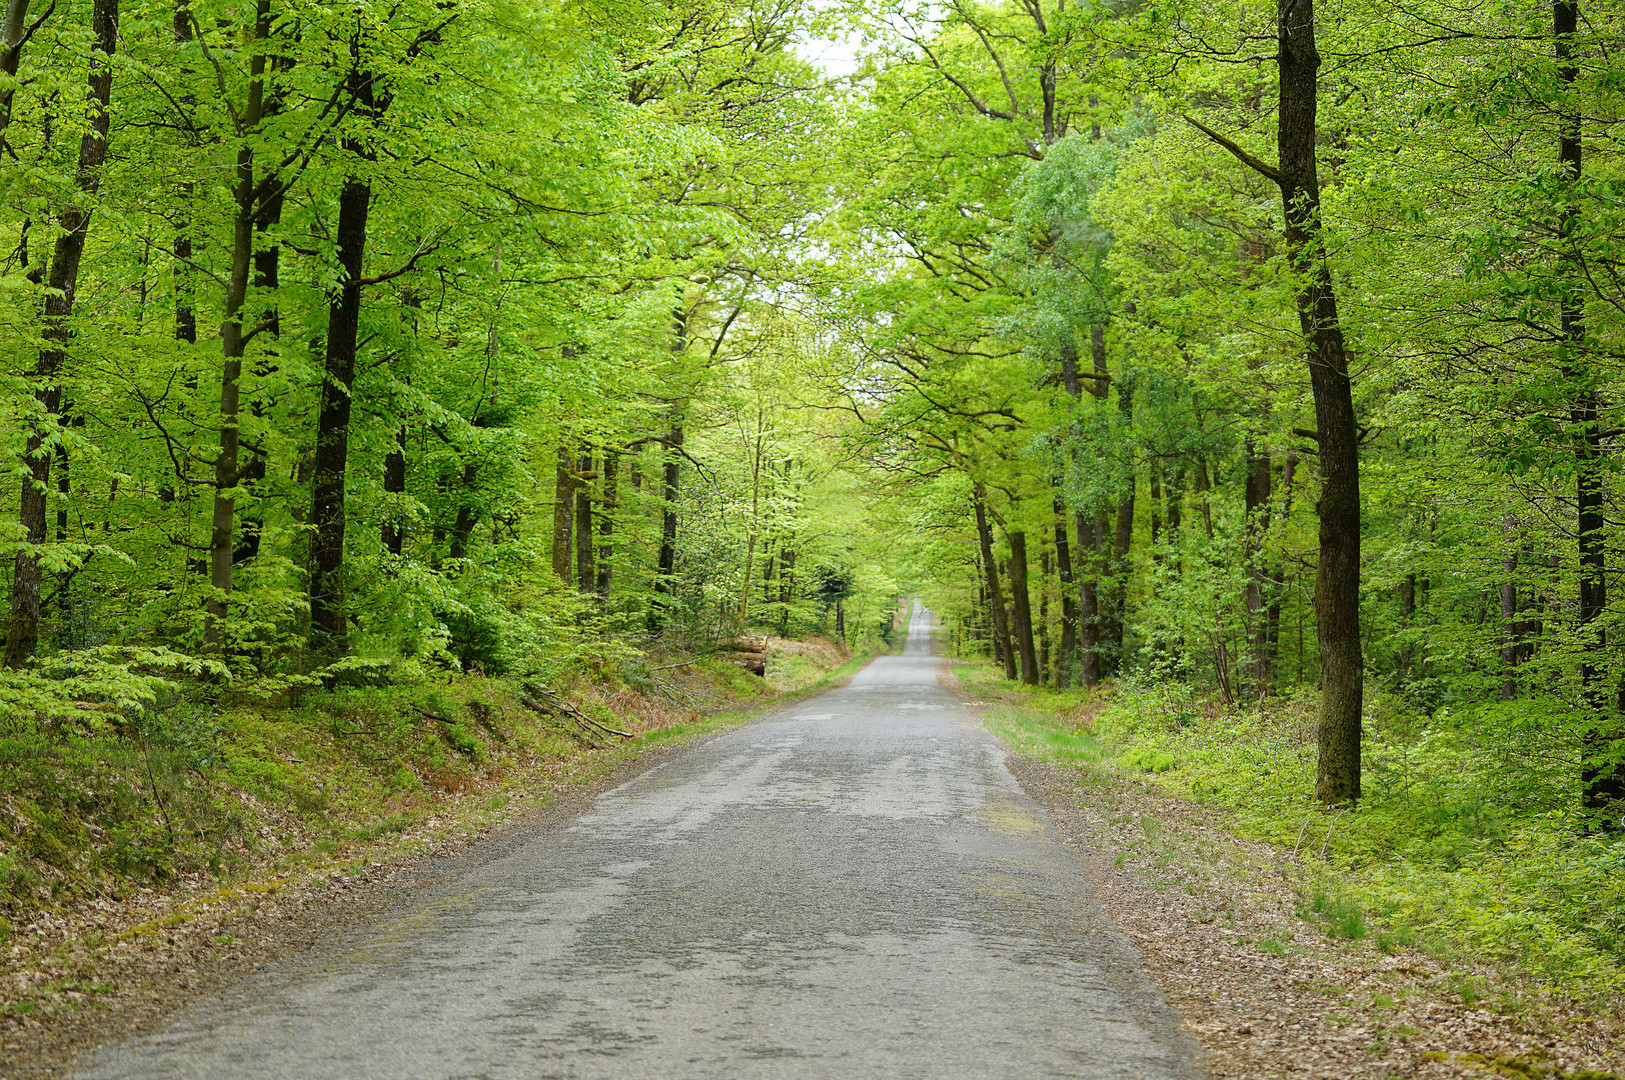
[724,636,769,676]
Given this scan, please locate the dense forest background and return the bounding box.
[1,0,1623,997]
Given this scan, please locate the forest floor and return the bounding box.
[956,665,1625,1080]
[0,638,872,1080]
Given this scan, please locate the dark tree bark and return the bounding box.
[1076,513,1101,687]
[973,486,1016,679]
[1008,530,1039,685]
[53,426,71,641]
[650,421,682,630]
[308,67,377,653]
[1038,547,1052,685]
[552,445,574,582]
[1278,0,1363,806]
[5,0,117,667]
[1053,499,1078,687]
[1061,330,1109,686]
[1500,540,1520,702]
[777,544,795,637]
[1102,376,1135,672]
[204,0,273,648]
[1245,441,1274,689]
[1188,0,1363,800]
[382,424,407,556]
[575,452,594,591]
[0,0,47,150]
[447,460,479,561]
[595,451,617,597]
[235,178,287,568]
[1555,0,1623,817]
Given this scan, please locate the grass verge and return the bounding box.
[959,660,1625,1003]
[0,637,876,1026]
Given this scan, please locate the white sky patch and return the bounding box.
[796,32,863,78]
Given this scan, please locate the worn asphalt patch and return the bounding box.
[72,605,1200,1079]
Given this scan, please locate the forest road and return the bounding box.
[74,603,1200,1080]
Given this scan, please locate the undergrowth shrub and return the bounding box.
[967,662,1625,996]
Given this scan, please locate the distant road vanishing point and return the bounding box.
[77,602,1201,1080]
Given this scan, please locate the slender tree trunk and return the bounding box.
[5,0,117,667]
[1553,0,1622,817]
[204,0,271,648]
[1500,537,1520,702]
[552,445,574,581]
[1076,513,1101,686]
[0,0,39,147]
[382,425,407,556]
[739,416,764,620]
[1038,547,1052,685]
[1053,499,1078,687]
[650,421,682,630]
[53,432,69,641]
[235,179,286,567]
[1102,377,1135,671]
[1245,441,1273,689]
[974,487,1016,679]
[778,544,795,636]
[1008,530,1039,685]
[308,68,377,653]
[447,461,478,561]
[1277,0,1362,804]
[575,453,594,591]
[595,451,617,597]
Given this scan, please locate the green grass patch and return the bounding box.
[1120,746,1179,773]
[961,660,1625,998]
[0,640,867,933]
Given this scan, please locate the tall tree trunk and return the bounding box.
[595,451,617,597]
[1053,499,1078,687]
[203,0,272,649]
[1555,0,1622,817]
[1102,377,1135,672]
[650,421,682,630]
[5,0,117,667]
[575,452,594,591]
[0,0,43,149]
[1500,533,1521,702]
[1277,0,1362,805]
[382,424,407,556]
[1038,547,1052,685]
[235,179,286,567]
[552,445,574,581]
[1245,441,1273,689]
[777,543,795,637]
[1008,530,1039,685]
[973,486,1016,679]
[308,67,377,653]
[739,416,764,620]
[53,431,69,642]
[1076,513,1102,686]
[447,461,478,561]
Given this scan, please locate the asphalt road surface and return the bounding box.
[76,604,1200,1079]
